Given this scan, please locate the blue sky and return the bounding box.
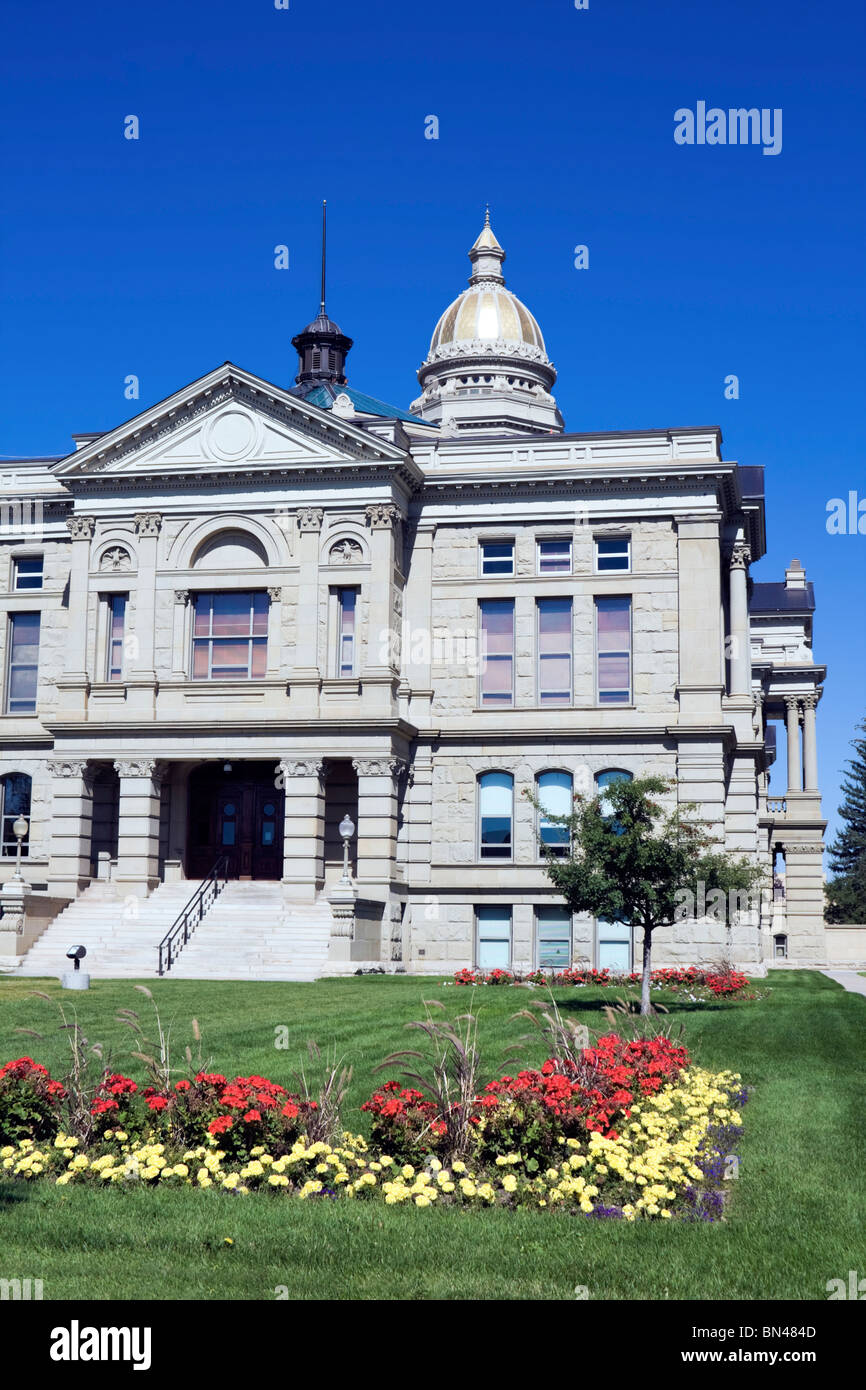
[1,0,864,844]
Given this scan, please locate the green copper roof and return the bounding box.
[301,383,437,427]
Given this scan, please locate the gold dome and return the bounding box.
[430,284,547,354]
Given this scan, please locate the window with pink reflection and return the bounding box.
[537,597,572,704]
[191,592,268,679]
[596,596,631,704]
[479,599,514,706]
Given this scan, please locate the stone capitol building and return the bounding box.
[0,215,832,979]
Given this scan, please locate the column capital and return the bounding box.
[267,586,283,603]
[66,515,95,541]
[352,756,407,780]
[296,506,323,533]
[174,589,190,605]
[784,694,803,715]
[365,502,404,531]
[114,758,169,785]
[278,757,326,780]
[730,542,751,571]
[47,757,95,786]
[801,692,820,711]
[134,512,163,538]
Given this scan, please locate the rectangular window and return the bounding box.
[107,595,127,681]
[191,592,268,680]
[537,538,572,575]
[337,588,357,676]
[537,597,573,705]
[13,556,43,591]
[595,537,631,572]
[476,905,512,970]
[5,612,40,713]
[597,919,632,972]
[596,596,631,704]
[479,599,514,706]
[480,540,514,576]
[536,906,572,969]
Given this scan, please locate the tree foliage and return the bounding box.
[532,776,764,1014]
[825,719,866,924]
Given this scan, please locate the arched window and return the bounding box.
[478,772,513,860]
[596,769,632,820]
[1,773,31,857]
[537,770,572,856]
[192,530,268,569]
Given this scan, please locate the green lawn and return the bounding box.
[0,971,864,1300]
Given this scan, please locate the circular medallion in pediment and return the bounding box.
[204,408,263,462]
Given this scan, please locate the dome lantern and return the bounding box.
[410,213,563,437]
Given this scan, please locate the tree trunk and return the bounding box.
[640,928,653,1016]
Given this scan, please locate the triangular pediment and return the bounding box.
[51,363,410,480]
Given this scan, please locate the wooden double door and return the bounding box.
[187,764,284,880]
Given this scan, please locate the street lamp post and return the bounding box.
[12,815,29,882]
[338,814,355,885]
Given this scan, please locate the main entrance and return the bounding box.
[186,763,284,880]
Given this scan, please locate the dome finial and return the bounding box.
[469,210,505,284]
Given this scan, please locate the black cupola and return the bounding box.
[292,201,353,386]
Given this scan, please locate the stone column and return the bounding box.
[728,542,752,697]
[171,590,190,678]
[363,504,403,678]
[64,517,95,678]
[46,758,95,897]
[353,756,406,901]
[404,753,432,885]
[676,517,724,723]
[802,694,820,793]
[267,587,284,676]
[113,759,167,897]
[55,517,95,718]
[291,508,323,708]
[126,513,162,714]
[278,758,326,902]
[402,522,436,716]
[785,697,802,794]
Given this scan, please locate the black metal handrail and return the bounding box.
[157,856,229,976]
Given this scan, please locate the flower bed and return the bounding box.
[0,1038,747,1222]
[453,965,759,998]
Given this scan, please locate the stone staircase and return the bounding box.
[166,881,334,981]
[15,879,206,979]
[15,878,338,981]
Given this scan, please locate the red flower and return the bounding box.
[175,1079,191,1092]
[242,1109,262,1124]
[281,1101,300,1120]
[207,1115,234,1135]
[91,1098,119,1115]
[145,1095,169,1112]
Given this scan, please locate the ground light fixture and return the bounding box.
[62,944,90,991]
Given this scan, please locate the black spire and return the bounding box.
[292,200,353,387]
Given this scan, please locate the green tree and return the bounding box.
[531,776,765,1015]
[825,719,866,923]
